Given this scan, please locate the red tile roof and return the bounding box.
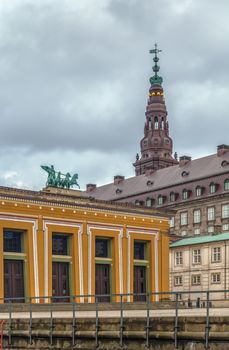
[83,151,229,201]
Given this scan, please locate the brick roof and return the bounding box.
[170,232,229,248]
[83,151,229,200]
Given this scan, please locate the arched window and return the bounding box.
[154,116,158,130]
[161,117,165,129]
[224,179,229,191]
[148,117,152,130]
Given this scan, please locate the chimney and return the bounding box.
[179,155,192,167]
[114,175,125,185]
[217,144,229,157]
[86,184,97,192]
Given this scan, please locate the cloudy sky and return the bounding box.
[0,0,229,190]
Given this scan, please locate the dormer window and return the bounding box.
[224,179,229,191]
[146,198,153,207]
[182,189,190,200]
[158,195,165,205]
[170,192,176,202]
[196,186,203,197]
[116,189,123,195]
[146,180,154,187]
[209,183,217,194]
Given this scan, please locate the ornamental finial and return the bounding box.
[149,43,163,86]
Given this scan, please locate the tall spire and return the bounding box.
[133,46,178,176]
[149,43,163,86]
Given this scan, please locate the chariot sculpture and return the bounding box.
[41,165,80,189]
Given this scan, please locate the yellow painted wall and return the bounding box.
[0,195,170,303]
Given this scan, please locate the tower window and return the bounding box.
[154,117,158,130]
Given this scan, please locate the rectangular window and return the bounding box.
[134,241,146,260]
[181,230,187,236]
[174,276,183,286]
[192,249,201,264]
[212,247,221,262]
[180,212,188,226]
[196,187,202,197]
[211,273,221,284]
[208,226,214,233]
[4,230,23,253]
[175,251,183,265]
[95,239,109,258]
[192,275,201,285]
[193,209,201,223]
[208,207,215,221]
[194,228,200,235]
[170,217,175,228]
[222,223,229,231]
[52,235,68,255]
[222,204,229,218]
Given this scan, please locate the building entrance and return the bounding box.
[52,262,70,302]
[95,264,110,302]
[134,265,147,301]
[4,260,24,302]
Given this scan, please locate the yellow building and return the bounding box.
[0,186,170,303]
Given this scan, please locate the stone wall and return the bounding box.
[1,316,229,349]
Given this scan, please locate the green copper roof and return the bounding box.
[149,43,163,86]
[170,232,229,248]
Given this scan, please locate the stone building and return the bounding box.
[0,185,170,303]
[170,233,229,301]
[84,47,229,238]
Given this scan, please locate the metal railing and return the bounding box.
[0,289,229,349]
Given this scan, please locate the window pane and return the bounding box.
[95,239,109,258]
[134,242,146,260]
[180,212,188,225]
[4,230,22,253]
[52,235,68,255]
[207,207,215,221]
[222,204,229,218]
[193,209,201,223]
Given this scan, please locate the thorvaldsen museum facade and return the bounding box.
[0,186,170,302]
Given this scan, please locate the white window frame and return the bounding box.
[224,179,229,191]
[180,212,188,226]
[193,209,201,223]
[222,204,229,218]
[174,276,183,286]
[182,190,188,200]
[192,249,201,264]
[211,273,221,284]
[196,186,202,197]
[194,228,200,235]
[192,274,201,285]
[222,223,229,231]
[175,251,183,266]
[207,207,215,221]
[210,183,216,194]
[212,247,221,263]
[208,226,214,233]
[170,217,175,228]
[158,195,164,205]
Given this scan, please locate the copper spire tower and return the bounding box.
[134,44,178,175]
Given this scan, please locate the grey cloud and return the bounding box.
[0,0,229,189]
